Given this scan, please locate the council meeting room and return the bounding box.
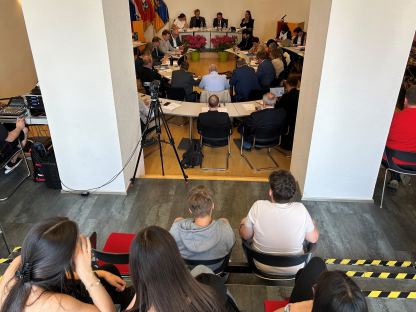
[1,0,416,311]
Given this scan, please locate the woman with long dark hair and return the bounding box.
[127,226,235,312]
[240,10,254,34]
[0,217,116,312]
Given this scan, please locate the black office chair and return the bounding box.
[240,125,282,171]
[184,250,233,275]
[242,240,316,281]
[0,140,31,201]
[380,147,416,208]
[199,124,232,171]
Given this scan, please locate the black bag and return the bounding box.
[181,142,203,168]
[30,137,52,183]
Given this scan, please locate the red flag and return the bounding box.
[134,0,155,29]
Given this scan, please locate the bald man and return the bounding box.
[199,64,229,92]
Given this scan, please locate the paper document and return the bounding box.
[163,102,181,111]
[243,103,256,111]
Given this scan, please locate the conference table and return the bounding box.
[178,28,243,49]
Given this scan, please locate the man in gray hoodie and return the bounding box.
[169,185,235,271]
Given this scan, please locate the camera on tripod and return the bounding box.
[149,80,160,99]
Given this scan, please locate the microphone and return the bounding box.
[280,14,286,21]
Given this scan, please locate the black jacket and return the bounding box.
[171,69,198,96]
[190,16,206,28]
[169,36,182,48]
[243,107,286,136]
[237,37,253,51]
[197,110,232,146]
[276,89,299,150]
[213,18,228,28]
[240,19,254,32]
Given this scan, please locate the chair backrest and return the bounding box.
[385,147,416,174]
[242,240,315,279]
[200,90,231,103]
[166,87,186,100]
[253,124,282,147]
[184,250,232,274]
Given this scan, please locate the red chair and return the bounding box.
[91,232,135,276]
[264,300,289,312]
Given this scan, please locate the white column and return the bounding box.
[22,0,143,193]
[291,0,416,201]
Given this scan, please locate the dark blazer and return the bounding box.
[240,19,254,32]
[237,37,253,51]
[243,107,286,137]
[276,88,299,150]
[256,59,276,88]
[169,36,182,47]
[137,66,163,94]
[197,110,232,146]
[171,69,198,96]
[293,32,307,46]
[151,47,164,63]
[213,18,228,28]
[190,16,206,28]
[230,65,260,101]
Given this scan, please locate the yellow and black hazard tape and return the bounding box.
[325,258,414,268]
[346,271,416,280]
[0,246,21,264]
[363,290,416,299]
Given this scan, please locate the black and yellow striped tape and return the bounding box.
[325,258,414,268]
[346,271,416,280]
[0,247,21,264]
[362,291,416,299]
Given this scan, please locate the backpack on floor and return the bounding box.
[181,142,203,168]
[30,137,52,182]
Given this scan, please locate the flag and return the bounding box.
[153,0,169,32]
[134,0,155,30]
[129,0,138,21]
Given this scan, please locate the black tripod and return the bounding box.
[130,81,188,184]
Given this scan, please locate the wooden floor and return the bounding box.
[0,169,415,311]
[142,118,291,181]
[187,52,237,77]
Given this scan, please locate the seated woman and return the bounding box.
[276,258,368,311]
[268,42,286,79]
[127,226,238,312]
[0,217,133,312]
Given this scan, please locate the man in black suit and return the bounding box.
[230,58,260,101]
[197,95,232,147]
[239,93,286,149]
[136,55,165,95]
[293,27,307,46]
[213,12,228,28]
[189,9,206,28]
[276,77,300,150]
[171,61,199,101]
[151,36,164,64]
[237,29,253,51]
[169,29,182,49]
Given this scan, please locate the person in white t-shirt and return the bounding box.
[239,170,319,275]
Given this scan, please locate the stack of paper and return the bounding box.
[163,102,181,111]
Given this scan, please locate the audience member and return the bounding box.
[213,12,228,28]
[150,36,164,63]
[0,217,133,311]
[239,93,286,149]
[0,118,28,174]
[276,260,368,312]
[199,64,229,92]
[248,37,260,54]
[169,29,183,49]
[230,58,261,101]
[256,50,276,89]
[278,23,292,40]
[240,10,254,34]
[171,60,199,101]
[160,29,175,54]
[127,226,238,311]
[136,55,166,95]
[237,29,253,51]
[170,185,235,271]
[384,85,416,189]
[276,77,300,151]
[239,170,319,274]
[269,42,286,79]
[173,13,188,31]
[293,26,307,46]
[190,9,206,28]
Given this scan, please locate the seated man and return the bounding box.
[256,50,276,89]
[239,93,286,149]
[199,64,229,92]
[384,85,416,189]
[136,55,165,95]
[239,170,319,275]
[169,29,183,49]
[213,12,228,28]
[237,29,253,51]
[230,58,260,101]
[276,77,300,151]
[197,95,232,145]
[160,29,176,54]
[171,60,199,102]
[293,26,307,46]
[0,117,28,174]
[169,185,235,271]
[189,9,206,28]
[150,36,165,64]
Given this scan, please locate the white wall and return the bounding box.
[0,0,37,98]
[22,0,142,193]
[144,0,311,42]
[291,0,416,201]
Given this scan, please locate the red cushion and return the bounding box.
[101,232,135,275]
[264,300,289,312]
